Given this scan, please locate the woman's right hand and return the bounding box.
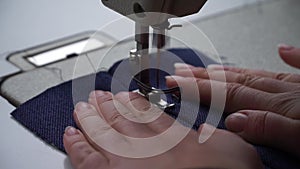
[63,91,263,169]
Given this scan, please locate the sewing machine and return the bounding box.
[101,0,207,108]
[1,0,208,108]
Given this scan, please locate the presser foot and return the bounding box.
[132,77,180,109]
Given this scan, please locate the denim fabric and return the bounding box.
[11,49,299,169]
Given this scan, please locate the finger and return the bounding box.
[174,63,211,80]
[177,68,299,93]
[63,126,109,169]
[225,110,300,158]
[197,124,265,169]
[174,63,273,80]
[175,66,208,79]
[75,101,161,161]
[174,62,195,70]
[74,102,126,158]
[197,123,217,144]
[207,64,300,83]
[114,92,177,133]
[89,91,156,137]
[174,59,300,83]
[88,91,106,118]
[278,44,300,69]
[166,76,285,114]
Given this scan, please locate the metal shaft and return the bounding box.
[135,23,150,94]
[153,29,166,49]
[153,28,166,89]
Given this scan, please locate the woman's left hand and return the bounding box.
[167,45,300,158]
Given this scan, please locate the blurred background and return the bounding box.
[0,0,267,78]
[0,0,264,55]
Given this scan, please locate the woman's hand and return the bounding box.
[167,44,300,158]
[63,91,263,169]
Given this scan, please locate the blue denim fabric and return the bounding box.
[11,49,299,169]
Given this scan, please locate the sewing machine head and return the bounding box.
[101,0,207,108]
[101,0,207,47]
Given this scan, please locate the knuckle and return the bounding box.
[236,74,261,87]
[196,67,209,78]
[109,112,125,125]
[114,92,130,103]
[115,91,129,98]
[196,78,209,89]
[140,104,152,112]
[146,105,162,114]
[115,92,141,103]
[128,92,143,102]
[234,67,247,74]
[70,141,86,151]
[268,93,298,115]
[249,111,269,139]
[226,83,243,101]
[119,111,135,120]
[275,73,289,81]
[70,141,93,155]
[290,74,300,83]
[236,74,248,84]
[79,152,106,169]
[97,94,113,103]
[76,109,98,121]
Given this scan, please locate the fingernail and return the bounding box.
[65,126,78,136]
[225,113,248,133]
[165,76,172,80]
[89,90,105,98]
[207,64,226,70]
[75,102,91,112]
[198,123,216,144]
[278,43,294,51]
[165,75,184,81]
[89,91,97,98]
[174,63,192,69]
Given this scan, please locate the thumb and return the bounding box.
[225,110,300,157]
[278,44,300,69]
